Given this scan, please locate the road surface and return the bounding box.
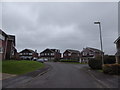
[15,62,108,88]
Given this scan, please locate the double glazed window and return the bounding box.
[0,47,3,53]
[68,53,71,56]
[51,53,54,55]
[0,34,5,40]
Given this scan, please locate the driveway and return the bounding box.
[3,62,119,88]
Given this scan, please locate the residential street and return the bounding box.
[2,62,118,88]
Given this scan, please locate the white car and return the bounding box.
[44,59,48,62]
[37,59,44,63]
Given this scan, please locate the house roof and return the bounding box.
[40,48,60,53]
[20,49,36,53]
[66,49,80,53]
[51,49,60,52]
[114,36,120,44]
[8,35,16,46]
[87,47,102,52]
[0,29,16,46]
[82,47,103,53]
[0,29,8,37]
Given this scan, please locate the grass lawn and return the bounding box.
[2,60,45,75]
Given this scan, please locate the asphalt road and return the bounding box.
[15,62,107,88]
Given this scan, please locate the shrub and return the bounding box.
[53,59,59,62]
[103,64,120,75]
[88,58,102,70]
[104,55,116,64]
[60,59,79,62]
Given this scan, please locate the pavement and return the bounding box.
[2,62,120,88]
[74,64,120,88]
[1,73,17,80]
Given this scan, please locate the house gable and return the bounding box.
[19,49,34,53]
[40,49,54,54]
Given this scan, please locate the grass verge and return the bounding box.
[2,60,45,75]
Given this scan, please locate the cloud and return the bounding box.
[1,2,118,54]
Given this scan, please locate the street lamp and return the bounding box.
[94,21,104,67]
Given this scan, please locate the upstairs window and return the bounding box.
[0,47,3,53]
[19,53,22,55]
[41,53,44,56]
[68,53,71,56]
[45,53,46,56]
[51,53,54,55]
[83,52,87,56]
[29,53,32,55]
[0,34,5,40]
[89,52,93,55]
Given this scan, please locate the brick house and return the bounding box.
[40,48,61,61]
[0,29,17,60]
[114,36,120,64]
[81,47,103,63]
[19,49,38,60]
[63,49,80,61]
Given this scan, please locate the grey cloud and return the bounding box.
[1,2,118,54]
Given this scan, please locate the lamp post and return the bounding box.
[94,21,104,67]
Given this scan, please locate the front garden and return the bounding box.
[2,60,45,75]
[88,56,120,75]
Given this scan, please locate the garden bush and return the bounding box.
[104,55,116,64]
[88,58,102,70]
[103,64,120,75]
[60,59,79,62]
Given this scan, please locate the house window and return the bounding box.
[68,53,71,56]
[51,53,54,55]
[11,50,14,55]
[83,52,87,55]
[0,34,5,40]
[20,53,22,55]
[64,54,66,56]
[41,53,43,56]
[45,53,46,56]
[89,52,93,55]
[0,47,3,53]
[29,53,32,55]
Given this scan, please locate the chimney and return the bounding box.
[35,50,37,53]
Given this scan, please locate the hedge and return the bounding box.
[103,64,120,75]
[103,55,116,64]
[60,59,79,62]
[88,58,102,70]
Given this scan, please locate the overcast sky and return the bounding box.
[1,2,118,55]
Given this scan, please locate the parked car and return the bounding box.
[32,57,37,61]
[37,59,44,63]
[44,58,48,62]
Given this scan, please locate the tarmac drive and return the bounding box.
[18,62,108,88]
[2,62,119,88]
